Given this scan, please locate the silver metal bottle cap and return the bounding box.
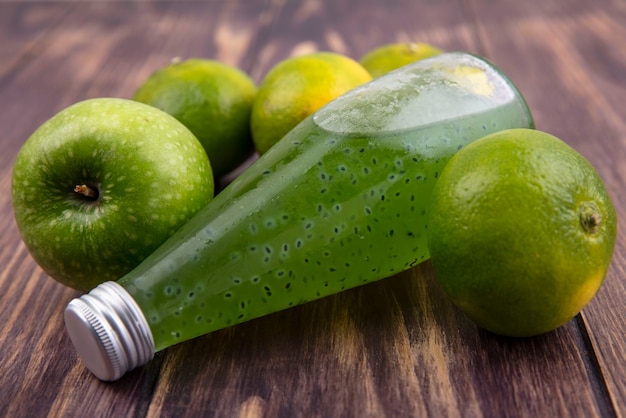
[64,281,155,381]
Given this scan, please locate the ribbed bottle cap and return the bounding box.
[64,281,155,381]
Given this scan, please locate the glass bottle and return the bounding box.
[64,52,534,380]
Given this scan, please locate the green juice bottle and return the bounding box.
[64,52,534,381]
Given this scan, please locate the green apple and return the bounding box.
[12,98,214,291]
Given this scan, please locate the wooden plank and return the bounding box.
[247,0,481,82]
[146,264,611,418]
[0,1,271,417]
[0,3,70,81]
[468,0,626,414]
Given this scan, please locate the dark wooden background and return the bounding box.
[1,0,625,417]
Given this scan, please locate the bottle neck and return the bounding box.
[64,281,154,381]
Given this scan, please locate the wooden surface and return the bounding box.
[1,0,625,417]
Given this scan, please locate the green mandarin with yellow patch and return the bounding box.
[427,129,617,337]
[133,58,257,178]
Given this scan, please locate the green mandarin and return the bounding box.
[65,52,534,380]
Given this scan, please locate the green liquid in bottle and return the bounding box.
[65,52,533,380]
[120,52,533,350]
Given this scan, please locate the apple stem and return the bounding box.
[74,184,97,199]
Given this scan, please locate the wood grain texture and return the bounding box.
[0,0,624,417]
[0,3,69,82]
[146,264,610,417]
[248,0,481,81]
